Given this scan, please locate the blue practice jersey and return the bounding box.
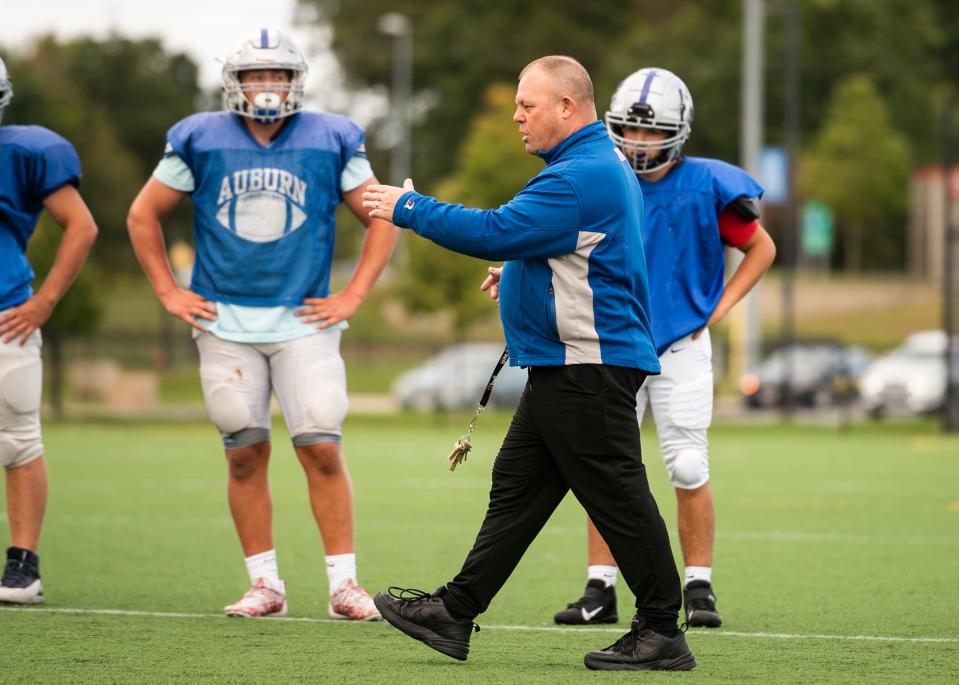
[0,125,82,310]
[638,157,763,354]
[165,111,365,307]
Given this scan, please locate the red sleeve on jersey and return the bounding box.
[718,206,759,248]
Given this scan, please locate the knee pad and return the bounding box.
[0,355,43,469]
[665,448,709,490]
[203,382,252,436]
[301,381,348,439]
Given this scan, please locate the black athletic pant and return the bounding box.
[442,364,683,634]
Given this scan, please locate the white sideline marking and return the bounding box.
[0,606,956,644]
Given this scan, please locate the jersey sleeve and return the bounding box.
[33,139,81,200]
[706,159,764,213]
[718,206,759,248]
[153,149,196,192]
[340,154,373,193]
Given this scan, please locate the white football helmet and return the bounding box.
[222,29,307,123]
[0,57,13,125]
[606,68,693,175]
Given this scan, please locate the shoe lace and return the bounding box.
[386,587,481,633]
[334,581,371,605]
[387,586,433,603]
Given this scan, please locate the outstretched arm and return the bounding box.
[0,185,97,344]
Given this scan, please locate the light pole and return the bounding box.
[377,12,413,185]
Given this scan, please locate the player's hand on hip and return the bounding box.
[362,178,415,223]
[297,290,363,329]
[160,288,216,331]
[0,294,55,345]
[480,266,503,302]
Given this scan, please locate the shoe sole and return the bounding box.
[554,614,618,625]
[328,607,383,621]
[373,594,469,661]
[224,601,288,618]
[687,610,722,628]
[584,652,697,671]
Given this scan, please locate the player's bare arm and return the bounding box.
[0,185,97,345]
[696,223,776,337]
[296,176,401,329]
[127,178,216,331]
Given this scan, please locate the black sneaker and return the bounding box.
[584,616,696,671]
[373,587,480,661]
[0,547,44,605]
[553,579,618,625]
[685,580,722,627]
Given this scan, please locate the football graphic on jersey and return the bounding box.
[215,167,308,243]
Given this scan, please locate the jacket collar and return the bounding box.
[537,120,606,165]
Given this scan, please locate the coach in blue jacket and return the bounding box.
[363,56,695,672]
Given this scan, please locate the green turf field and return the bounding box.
[0,415,956,683]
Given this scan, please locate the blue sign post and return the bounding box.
[759,146,789,205]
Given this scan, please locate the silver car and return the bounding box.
[392,342,528,412]
[859,331,959,417]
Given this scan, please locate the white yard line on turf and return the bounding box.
[0,606,956,644]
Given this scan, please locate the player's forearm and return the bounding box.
[33,216,97,307]
[717,228,776,317]
[127,213,180,300]
[343,219,400,300]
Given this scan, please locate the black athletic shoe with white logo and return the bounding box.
[584,616,696,671]
[554,579,618,625]
[684,580,722,628]
[373,587,480,661]
[0,546,44,605]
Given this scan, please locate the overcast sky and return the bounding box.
[5,0,386,120]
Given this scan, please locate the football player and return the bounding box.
[548,68,776,628]
[0,56,98,604]
[127,29,398,619]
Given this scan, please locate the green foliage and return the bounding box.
[800,74,910,270]
[25,216,103,336]
[400,84,542,335]
[2,36,202,270]
[303,0,634,191]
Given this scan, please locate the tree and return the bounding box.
[26,216,104,416]
[799,74,910,270]
[400,83,543,336]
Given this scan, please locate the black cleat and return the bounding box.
[373,587,480,661]
[584,616,696,671]
[0,547,44,605]
[554,579,618,625]
[684,580,722,628]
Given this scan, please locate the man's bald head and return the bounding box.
[519,56,596,116]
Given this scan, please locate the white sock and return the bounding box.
[325,553,357,594]
[587,564,618,588]
[245,549,282,588]
[685,566,712,586]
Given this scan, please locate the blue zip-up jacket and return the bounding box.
[392,121,660,374]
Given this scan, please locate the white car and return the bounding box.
[859,331,959,416]
[392,343,528,412]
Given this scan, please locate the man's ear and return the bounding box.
[559,96,576,118]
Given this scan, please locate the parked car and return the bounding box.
[858,330,959,417]
[739,342,874,409]
[392,343,528,412]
